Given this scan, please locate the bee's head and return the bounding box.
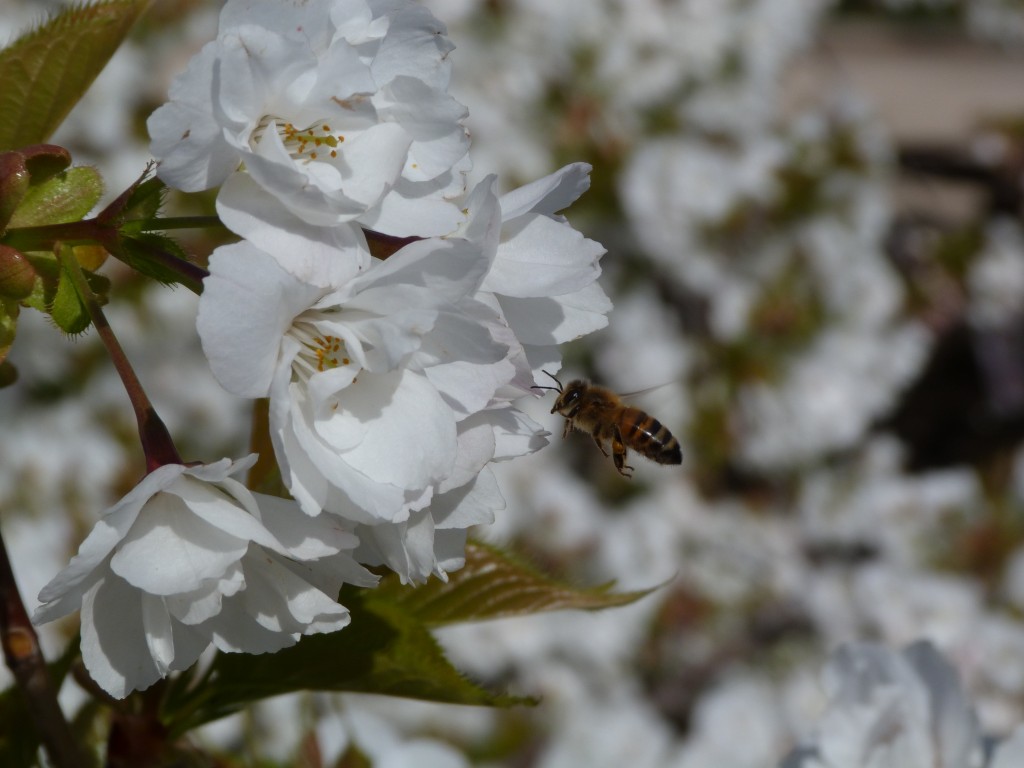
[551,380,587,416]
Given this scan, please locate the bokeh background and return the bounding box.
[4,0,1024,765]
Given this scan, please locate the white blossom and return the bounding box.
[197,159,611,582]
[32,457,370,698]
[197,232,520,582]
[148,0,470,237]
[785,641,983,768]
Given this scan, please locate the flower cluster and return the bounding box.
[785,641,1024,768]
[33,0,609,697]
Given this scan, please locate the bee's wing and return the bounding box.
[619,381,675,401]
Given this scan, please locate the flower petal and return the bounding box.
[483,213,604,298]
[498,162,592,221]
[253,492,359,558]
[148,43,239,191]
[498,282,612,346]
[433,466,504,529]
[376,76,469,180]
[166,474,279,550]
[216,173,371,286]
[358,182,467,237]
[141,592,175,673]
[354,508,437,584]
[331,369,458,489]
[488,406,550,460]
[35,464,189,611]
[199,243,325,398]
[369,2,454,89]
[80,576,161,698]
[110,492,250,595]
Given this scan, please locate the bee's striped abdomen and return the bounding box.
[621,407,682,465]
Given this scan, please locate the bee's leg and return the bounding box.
[611,426,634,478]
[589,429,610,457]
[562,418,574,439]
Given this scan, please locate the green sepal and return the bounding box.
[0,1,149,151]
[372,540,659,626]
[16,251,108,319]
[161,590,532,737]
[50,244,109,335]
[0,296,19,372]
[112,176,167,228]
[8,166,104,228]
[19,251,60,314]
[51,247,90,334]
[113,232,193,286]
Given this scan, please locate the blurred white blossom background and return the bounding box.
[5,0,1024,765]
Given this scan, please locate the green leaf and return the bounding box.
[162,592,531,736]
[372,540,659,626]
[159,544,655,735]
[0,1,149,151]
[8,166,103,228]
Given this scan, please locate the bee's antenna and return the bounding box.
[531,369,564,393]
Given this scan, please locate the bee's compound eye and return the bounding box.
[566,389,581,405]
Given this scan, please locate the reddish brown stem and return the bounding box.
[3,217,208,295]
[58,245,182,472]
[0,524,87,767]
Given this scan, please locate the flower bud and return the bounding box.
[0,152,30,231]
[0,244,37,299]
[18,144,72,184]
[0,361,16,389]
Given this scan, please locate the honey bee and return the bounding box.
[533,371,682,478]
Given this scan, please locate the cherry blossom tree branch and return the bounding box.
[0,524,87,768]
